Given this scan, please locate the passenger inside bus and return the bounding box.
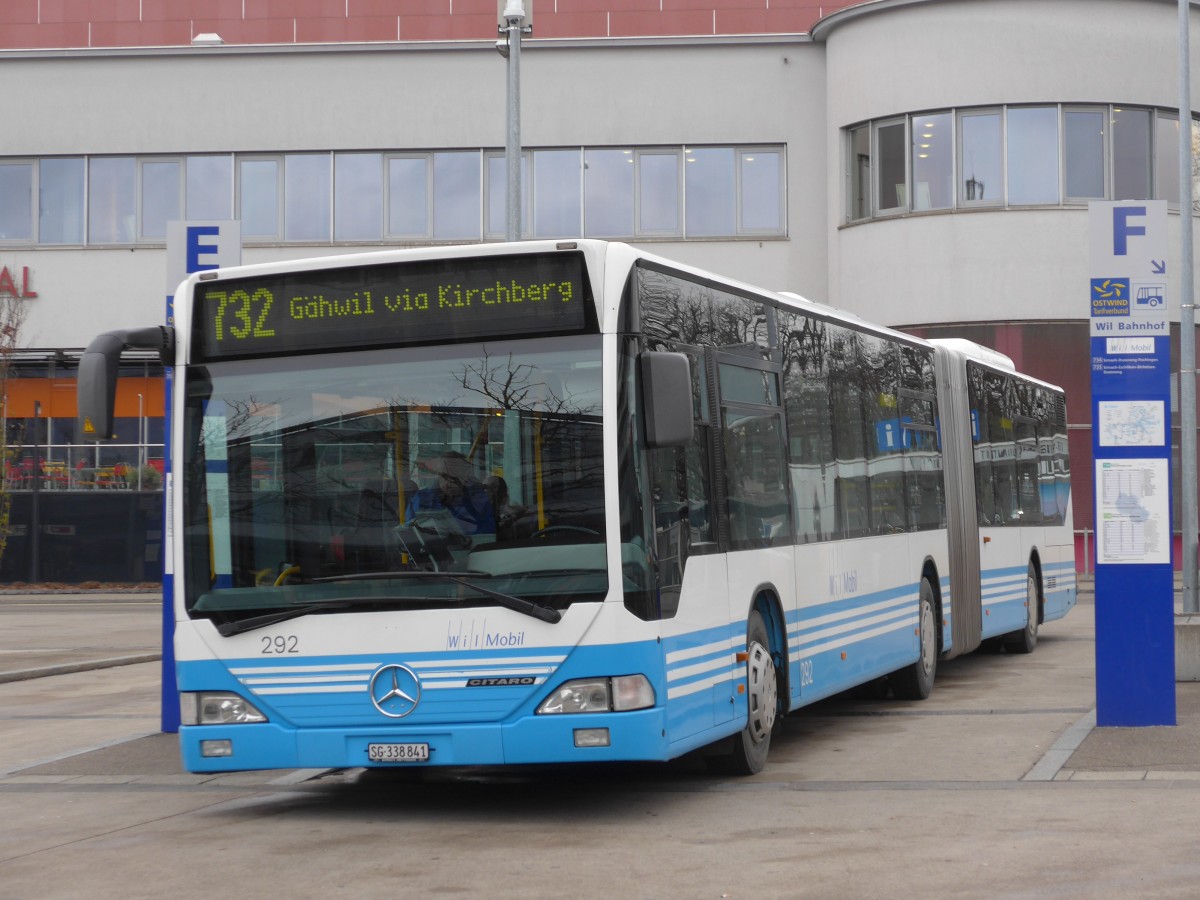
[404,451,496,535]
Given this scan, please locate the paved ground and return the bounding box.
[2,584,1200,899]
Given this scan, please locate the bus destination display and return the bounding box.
[192,252,590,361]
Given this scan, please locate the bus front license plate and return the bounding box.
[367,742,429,763]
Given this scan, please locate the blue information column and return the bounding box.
[161,221,241,733]
[1089,201,1176,726]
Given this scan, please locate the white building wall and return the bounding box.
[820,0,1200,327]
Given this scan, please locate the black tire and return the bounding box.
[1003,562,1040,654]
[891,577,937,701]
[706,609,778,776]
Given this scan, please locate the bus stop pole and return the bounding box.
[503,1,525,243]
[1179,0,1198,614]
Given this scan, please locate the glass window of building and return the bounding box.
[239,157,280,238]
[685,147,735,237]
[485,152,529,239]
[0,162,32,241]
[1112,107,1151,200]
[388,155,429,238]
[432,151,481,241]
[847,125,871,220]
[1064,107,1106,200]
[88,157,136,243]
[959,110,1001,205]
[186,155,232,220]
[911,112,952,210]
[533,149,582,238]
[740,148,783,232]
[140,159,181,240]
[584,149,634,237]
[638,151,680,235]
[334,153,383,241]
[284,153,331,242]
[874,119,907,212]
[1155,113,1180,204]
[1006,106,1059,204]
[38,158,84,244]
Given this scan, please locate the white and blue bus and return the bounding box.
[78,240,1075,775]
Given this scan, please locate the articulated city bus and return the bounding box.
[78,240,1075,775]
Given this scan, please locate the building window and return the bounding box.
[88,157,136,244]
[585,148,635,237]
[874,119,907,213]
[1112,107,1152,200]
[1064,107,1106,200]
[959,110,1001,205]
[912,112,952,211]
[284,153,331,242]
[334,153,383,242]
[686,147,735,237]
[847,125,870,220]
[433,151,481,241]
[0,162,33,242]
[39,158,85,245]
[740,148,783,233]
[140,159,182,240]
[846,103,1200,223]
[485,151,529,239]
[239,157,280,239]
[0,143,785,248]
[388,155,430,239]
[638,150,681,235]
[187,155,233,220]
[1007,106,1059,205]
[533,149,582,239]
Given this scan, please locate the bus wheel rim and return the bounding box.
[746,641,777,743]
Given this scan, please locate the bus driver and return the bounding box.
[405,451,496,535]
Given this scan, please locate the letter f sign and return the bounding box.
[1113,206,1147,256]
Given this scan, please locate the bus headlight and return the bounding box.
[536,675,655,714]
[180,692,268,725]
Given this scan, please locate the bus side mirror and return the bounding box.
[78,326,175,441]
[639,351,693,448]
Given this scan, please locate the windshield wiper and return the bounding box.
[216,601,354,636]
[444,576,562,624]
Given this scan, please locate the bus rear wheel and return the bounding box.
[1003,562,1039,654]
[707,609,778,776]
[891,577,937,701]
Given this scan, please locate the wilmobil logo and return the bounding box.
[1106,337,1156,354]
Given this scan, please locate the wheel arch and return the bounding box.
[1027,547,1045,625]
[747,584,789,711]
[921,556,944,656]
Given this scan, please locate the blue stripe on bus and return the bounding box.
[783,582,920,704]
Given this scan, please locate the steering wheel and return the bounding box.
[409,515,472,550]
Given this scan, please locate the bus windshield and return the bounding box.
[182,334,607,626]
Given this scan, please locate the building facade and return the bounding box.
[0,0,1197,579]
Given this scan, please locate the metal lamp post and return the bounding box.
[498,1,530,242]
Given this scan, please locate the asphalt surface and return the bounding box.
[0,581,1197,784]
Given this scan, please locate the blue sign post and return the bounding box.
[160,221,241,733]
[1089,201,1176,726]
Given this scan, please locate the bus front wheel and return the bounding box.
[707,608,778,776]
